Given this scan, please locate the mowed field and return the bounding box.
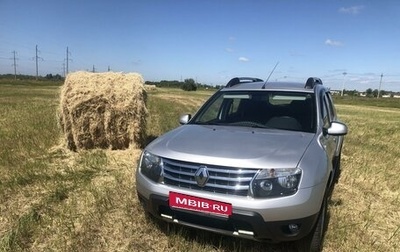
[0,81,399,251]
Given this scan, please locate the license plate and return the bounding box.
[169,192,232,217]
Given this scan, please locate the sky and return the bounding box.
[1,0,400,91]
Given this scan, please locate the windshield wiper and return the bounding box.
[193,121,226,126]
[229,121,269,128]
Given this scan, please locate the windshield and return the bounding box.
[191,91,316,133]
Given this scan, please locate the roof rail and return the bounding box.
[226,77,264,87]
[305,77,323,89]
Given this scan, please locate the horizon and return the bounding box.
[2,73,399,95]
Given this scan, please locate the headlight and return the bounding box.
[139,151,163,182]
[250,168,301,198]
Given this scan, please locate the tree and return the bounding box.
[45,73,63,81]
[346,89,358,96]
[181,78,197,91]
[366,88,373,97]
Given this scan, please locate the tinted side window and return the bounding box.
[228,98,241,115]
[326,92,337,120]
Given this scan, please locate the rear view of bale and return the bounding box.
[58,71,147,151]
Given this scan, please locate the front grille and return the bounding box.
[162,158,259,196]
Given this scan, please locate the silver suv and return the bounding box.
[136,77,347,251]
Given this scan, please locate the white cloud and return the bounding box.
[228,36,236,41]
[339,5,364,15]
[238,57,249,62]
[325,39,344,47]
[225,47,234,53]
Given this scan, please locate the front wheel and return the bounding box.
[296,197,327,252]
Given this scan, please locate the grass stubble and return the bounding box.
[323,104,400,251]
[0,83,399,251]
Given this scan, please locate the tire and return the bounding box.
[296,197,327,252]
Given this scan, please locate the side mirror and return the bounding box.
[179,114,191,125]
[326,121,348,136]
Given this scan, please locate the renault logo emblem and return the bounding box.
[195,166,209,187]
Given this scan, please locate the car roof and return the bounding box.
[221,80,317,93]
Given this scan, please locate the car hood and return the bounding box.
[147,125,315,168]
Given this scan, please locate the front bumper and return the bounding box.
[137,192,318,242]
[136,172,323,242]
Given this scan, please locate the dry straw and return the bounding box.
[144,84,157,91]
[58,71,147,151]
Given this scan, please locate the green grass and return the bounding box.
[145,88,213,138]
[0,79,63,87]
[0,83,61,251]
[0,83,399,251]
[323,104,400,251]
[333,95,400,109]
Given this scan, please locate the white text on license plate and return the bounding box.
[169,192,232,217]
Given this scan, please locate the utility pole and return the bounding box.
[66,47,72,75]
[377,73,383,99]
[12,51,18,80]
[108,65,111,72]
[34,45,44,80]
[62,62,66,78]
[35,45,39,80]
[66,47,69,75]
[92,65,95,73]
[341,72,347,97]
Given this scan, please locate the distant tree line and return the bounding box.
[337,88,400,98]
[0,74,64,81]
[145,78,217,91]
[44,74,63,81]
[1,74,398,97]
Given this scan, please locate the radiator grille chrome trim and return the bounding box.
[162,158,259,196]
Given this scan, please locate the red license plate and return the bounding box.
[169,192,232,217]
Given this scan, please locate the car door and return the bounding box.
[326,92,344,157]
[320,92,337,164]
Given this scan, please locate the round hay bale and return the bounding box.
[58,71,147,151]
[144,84,157,91]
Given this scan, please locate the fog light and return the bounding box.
[288,223,300,234]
